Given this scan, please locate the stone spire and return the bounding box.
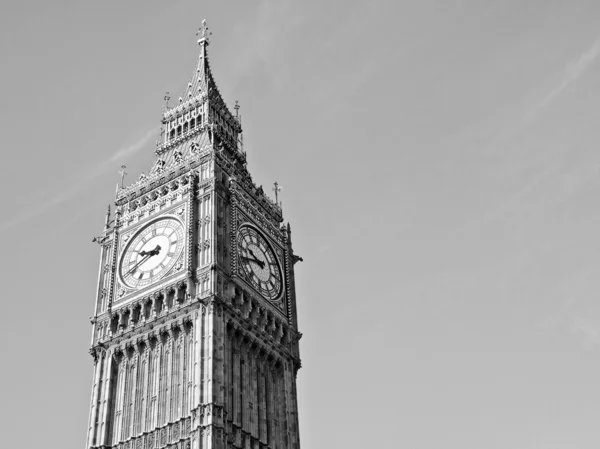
[116,20,245,204]
[153,19,243,164]
[179,19,211,104]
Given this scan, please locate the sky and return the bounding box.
[1,0,600,448]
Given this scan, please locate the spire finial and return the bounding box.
[197,19,211,45]
[234,100,240,117]
[118,165,127,189]
[273,181,282,205]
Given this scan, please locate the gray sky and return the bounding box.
[1,0,600,448]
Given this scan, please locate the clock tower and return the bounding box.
[86,21,303,449]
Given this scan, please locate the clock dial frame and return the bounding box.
[119,217,185,289]
[237,225,283,301]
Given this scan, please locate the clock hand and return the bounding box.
[129,244,163,274]
[246,248,268,268]
[247,247,261,260]
[136,244,161,260]
[128,253,152,275]
[241,255,265,269]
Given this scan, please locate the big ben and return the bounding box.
[86,21,303,449]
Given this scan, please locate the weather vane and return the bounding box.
[118,165,127,189]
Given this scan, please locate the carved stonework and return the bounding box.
[86,22,302,449]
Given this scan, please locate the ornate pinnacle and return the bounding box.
[273,181,282,205]
[118,165,127,189]
[196,19,211,45]
[163,92,170,110]
[104,204,111,230]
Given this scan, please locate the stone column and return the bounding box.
[213,302,226,449]
[98,349,115,446]
[127,349,139,439]
[257,352,268,446]
[283,361,296,449]
[150,339,160,431]
[139,338,150,435]
[232,334,241,430]
[85,349,103,448]
[178,326,186,420]
[275,363,285,449]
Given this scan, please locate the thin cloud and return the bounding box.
[571,316,600,350]
[106,128,156,165]
[539,37,600,110]
[0,129,155,232]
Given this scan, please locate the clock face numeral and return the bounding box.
[119,217,186,290]
[237,225,283,301]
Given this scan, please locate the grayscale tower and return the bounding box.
[86,21,303,449]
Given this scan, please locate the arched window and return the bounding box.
[170,129,175,140]
[177,125,182,136]
[183,122,188,133]
[190,118,196,129]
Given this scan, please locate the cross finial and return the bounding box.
[164,92,170,109]
[118,165,127,189]
[273,181,282,205]
[234,100,240,117]
[196,19,211,45]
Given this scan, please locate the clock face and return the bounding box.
[237,225,283,300]
[119,217,185,289]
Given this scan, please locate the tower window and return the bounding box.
[183,122,188,133]
[169,129,175,140]
[177,125,182,136]
[190,118,196,129]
